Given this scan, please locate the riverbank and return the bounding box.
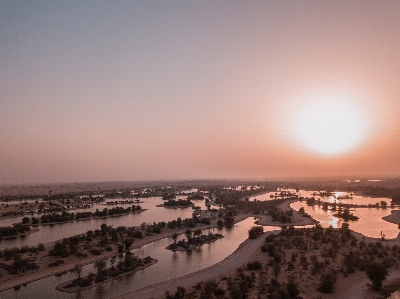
[113,199,400,299]
[56,258,158,293]
[17,209,146,227]
[0,213,250,292]
[113,227,275,299]
[383,210,400,226]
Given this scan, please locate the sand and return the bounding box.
[3,191,400,298]
[0,213,251,292]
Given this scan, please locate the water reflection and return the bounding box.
[0,218,281,299]
[0,197,207,249]
[291,201,400,239]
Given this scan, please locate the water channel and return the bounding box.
[1,189,399,298]
[0,218,280,299]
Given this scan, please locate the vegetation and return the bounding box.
[59,254,156,291]
[0,224,31,238]
[366,261,388,290]
[248,226,264,239]
[22,205,142,225]
[166,230,224,251]
[163,199,192,207]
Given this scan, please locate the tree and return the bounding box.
[231,286,243,299]
[286,276,299,298]
[193,229,202,238]
[100,223,108,237]
[366,262,388,290]
[318,270,336,293]
[172,233,178,244]
[74,264,83,284]
[110,256,117,269]
[274,264,281,278]
[185,229,192,241]
[124,238,134,250]
[248,226,264,239]
[94,260,106,274]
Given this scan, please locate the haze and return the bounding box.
[1,1,400,184]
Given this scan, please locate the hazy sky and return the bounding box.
[1,1,400,184]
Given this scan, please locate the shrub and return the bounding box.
[48,259,64,267]
[318,271,336,293]
[246,260,262,270]
[248,226,264,239]
[366,261,388,290]
[90,248,101,256]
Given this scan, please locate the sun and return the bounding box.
[290,91,370,156]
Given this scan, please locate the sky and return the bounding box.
[1,1,400,184]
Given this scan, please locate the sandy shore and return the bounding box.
[0,213,251,292]
[256,198,317,226]
[4,196,400,298]
[112,199,317,299]
[112,198,400,299]
[56,259,158,293]
[112,228,279,299]
[383,210,400,225]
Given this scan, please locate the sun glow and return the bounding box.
[290,91,371,156]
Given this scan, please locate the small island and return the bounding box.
[56,254,157,293]
[157,199,194,208]
[166,229,224,251]
[332,208,359,221]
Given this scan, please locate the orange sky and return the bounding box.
[1,1,399,184]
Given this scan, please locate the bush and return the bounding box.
[133,231,143,238]
[90,248,101,256]
[248,226,264,239]
[48,259,64,267]
[200,218,211,225]
[366,262,388,290]
[94,274,107,283]
[318,271,336,293]
[246,260,262,270]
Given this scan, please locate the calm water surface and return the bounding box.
[0,197,206,249]
[0,218,281,299]
[291,201,400,239]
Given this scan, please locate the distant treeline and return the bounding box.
[164,199,192,207]
[21,205,142,225]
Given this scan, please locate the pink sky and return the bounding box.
[1,1,400,184]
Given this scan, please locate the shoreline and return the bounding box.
[55,259,158,293]
[10,209,147,227]
[2,197,399,296]
[0,213,250,292]
[112,230,274,299]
